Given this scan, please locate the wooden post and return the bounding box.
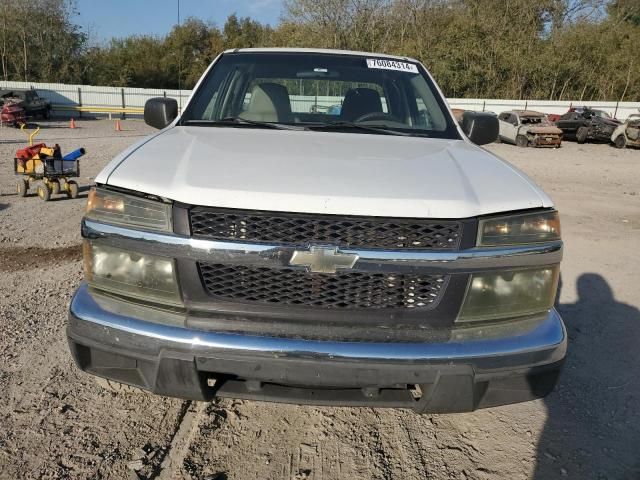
[121,88,126,120]
[77,87,82,118]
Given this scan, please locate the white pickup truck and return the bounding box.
[68,48,565,413]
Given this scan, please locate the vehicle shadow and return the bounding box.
[534,273,640,479]
[49,192,89,202]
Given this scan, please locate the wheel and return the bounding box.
[94,377,145,395]
[49,179,60,195]
[576,126,588,144]
[16,179,28,197]
[516,134,528,148]
[37,182,51,201]
[614,135,626,149]
[65,180,79,199]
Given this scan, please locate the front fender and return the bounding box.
[611,124,625,141]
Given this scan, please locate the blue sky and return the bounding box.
[75,0,285,42]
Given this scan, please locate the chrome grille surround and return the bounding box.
[190,207,462,250]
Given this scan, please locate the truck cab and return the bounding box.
[68,48,565,413]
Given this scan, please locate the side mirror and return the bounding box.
[144,97,178,129]
[460,111,499,145]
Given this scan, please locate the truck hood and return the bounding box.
[98,126,552,219]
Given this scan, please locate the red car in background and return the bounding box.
[1,100,26,126]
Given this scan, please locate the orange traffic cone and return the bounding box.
[69,117,76,129]
[115,119,122,131]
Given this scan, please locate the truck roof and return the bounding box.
[225,47,420,63]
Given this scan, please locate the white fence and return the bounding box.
[0,80,191,116]
[2,80,639,120]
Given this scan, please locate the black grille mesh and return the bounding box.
[190,208,461,250]
[198,263,447,310]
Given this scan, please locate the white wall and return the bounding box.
[0,80,191,114]
[2,80,638,120]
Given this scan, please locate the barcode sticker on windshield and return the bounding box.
[366,58,419,73]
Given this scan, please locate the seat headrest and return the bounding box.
[340,88,383,122]
[240,82,292,123]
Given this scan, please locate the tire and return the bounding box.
[16,179,28,197]
[614,135,626,149]
[516,134,528,148]
[576,126,588,144]
[95,377,146,395]
[65,180,79,199]
[49,179,60,195]
[37,182,51,201]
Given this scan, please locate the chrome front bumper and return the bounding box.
[68,283,567,412]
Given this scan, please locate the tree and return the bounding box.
[1,0,638,100]
[0,0,85,82]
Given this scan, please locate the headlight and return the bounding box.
[478,210,560,246]
[86,187,172,232]
[84,241,182,306]
[457,266,559,323]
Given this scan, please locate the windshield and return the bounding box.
[180,52,459,138]
[521,116,543,125]
[594,110,611,119]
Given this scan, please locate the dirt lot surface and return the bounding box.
[1,119,639,480]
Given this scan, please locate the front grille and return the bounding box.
[190,207,462,250]
[198,263,448,310]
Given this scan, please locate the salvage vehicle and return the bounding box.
[498,110,563,147]
[611,114,640,149]
[68,48,566,414]
[0,89,51,119]
[555,107,619,143]
[0,100,26,126]
[451,108,465,123]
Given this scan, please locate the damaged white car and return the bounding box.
[498,110,563,148]
[612,113,640,149]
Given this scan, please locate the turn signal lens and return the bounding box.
[478,211,560,246]
[86,187,172,232]
[457,266,559,323]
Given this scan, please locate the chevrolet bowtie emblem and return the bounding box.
[289,246,359,274]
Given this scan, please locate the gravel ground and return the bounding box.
[0,119,639,480]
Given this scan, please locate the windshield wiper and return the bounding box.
[183,117,303,130]
[307,121,412,136]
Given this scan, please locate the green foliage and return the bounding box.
[1,0,86,83]
[1,0,639,100]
